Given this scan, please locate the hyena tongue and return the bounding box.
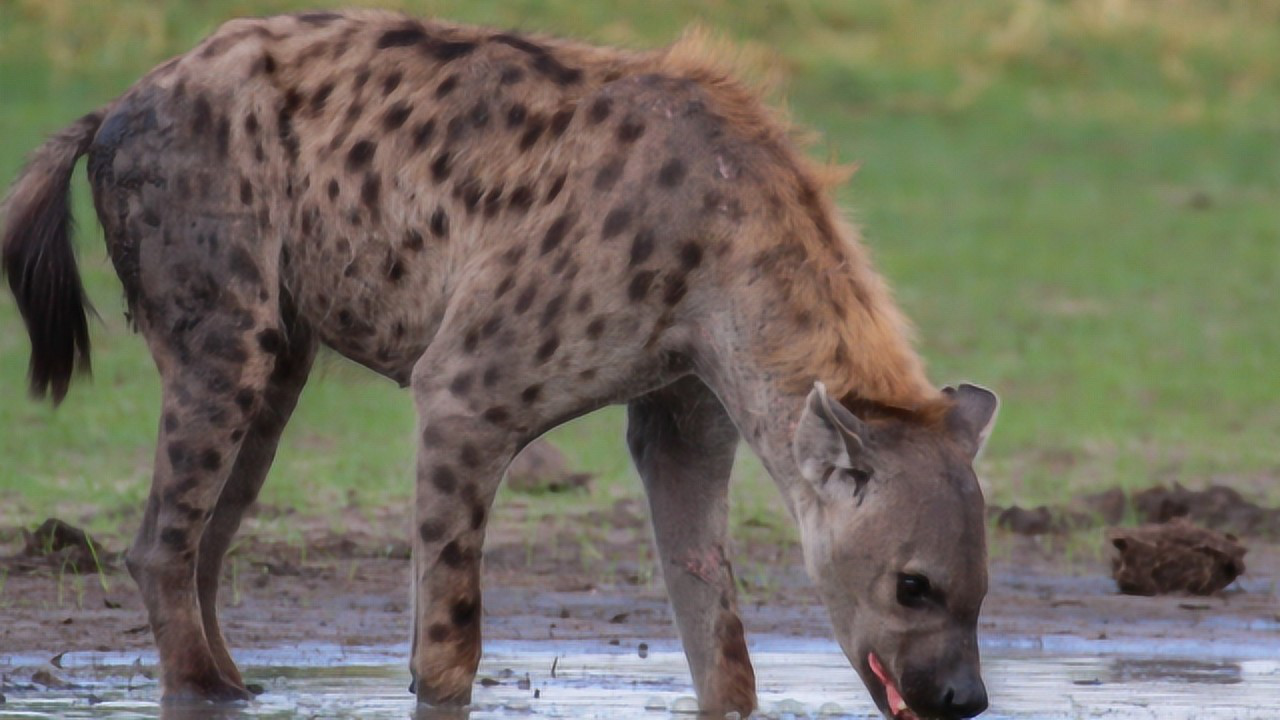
[869,652,917,719]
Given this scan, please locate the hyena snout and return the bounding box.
[902,662,988,719]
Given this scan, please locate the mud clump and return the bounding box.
[1,518,113,574]
[1131,483,1280,540]
[506,439,593,494]
[1109,518,1246,596]
[991,484,1280,540]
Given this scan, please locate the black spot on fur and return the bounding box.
[430,152,452,181]
[518,116,545,151]
[535,335,559,363]
[480,315,503,338]
[460,443,481,469]
[201,333,247,363]
[575,293,592,314]
[495,275,515,298]
[310,81,335,116]
[540,213,576,255]
[617,116,646,144]
[327,179,340,200]
[482,366,501,387]
[471,504,485,530]
[463,330,479,353]
[663,275,689,306]
[244,112,259,135]
[256,329,284,354]
[588,97,612,124]
[420,519,447,543]
[509,185,534,212]
[629,229,655,266]
[549,107,574,137]
[412,119,435,151]
[227,246,262,286]
[191,95,212,136]
[600,207,632,240]
[482,406,510,425]
[361,174,382,217]
[382,102,411,131]
[658,158,687,187]
[451,597,479,626]
[347,140,376,171]
[500,65,524,84]
[432,466,458,494]
[594,157,625,191]
[436,75,459,98]
[377,24,428,49]
[545,173,567,203]
[239,179,254,205]
[540,292,566,329]
[457,178,483,214]
[520,384,541,404]
[199,448,222,472]
[234,387,256,412]
[404,229,425,252]
[382,71,403,94]
[514,285,537,314]
[679,241,704,270]
[297,11,342,25]
[430,208,449,238]
[628,271,656,301]
[450,373,473,396]
[215,116,230,157]
[586,317,606,340]
[163,413,179,433]
[440,541,466,568]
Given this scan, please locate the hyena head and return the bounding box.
[791,382,999,720]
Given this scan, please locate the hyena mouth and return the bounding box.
[869,652,920,720]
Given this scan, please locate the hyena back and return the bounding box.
[3,11,998,719]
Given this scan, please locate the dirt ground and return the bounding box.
[2,495,1277,671]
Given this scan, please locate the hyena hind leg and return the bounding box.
[195,321,317,688]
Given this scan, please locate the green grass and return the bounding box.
[2,0,1278,546]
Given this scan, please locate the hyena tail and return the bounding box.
[1,110,105,404]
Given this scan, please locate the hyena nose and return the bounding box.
[941,677,988,718]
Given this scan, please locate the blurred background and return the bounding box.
[2,0,1277,551]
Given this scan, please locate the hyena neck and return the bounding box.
[695,274,944,517]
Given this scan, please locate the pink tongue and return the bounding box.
[868,653,913,719]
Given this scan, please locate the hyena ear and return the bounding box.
[942,384,1000,461]
[792,382,871,490]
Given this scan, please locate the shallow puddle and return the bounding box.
[2,641,1278,719]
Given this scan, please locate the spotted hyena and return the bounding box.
[2,10,999,718]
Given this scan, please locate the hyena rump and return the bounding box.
[2,11,998,719]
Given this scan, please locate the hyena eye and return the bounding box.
[896,573,931,607]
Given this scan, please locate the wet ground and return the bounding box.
[3,638,1279,718]
[2,506,1278,718]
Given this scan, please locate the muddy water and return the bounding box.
[3,640,1278,719]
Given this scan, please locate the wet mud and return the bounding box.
[2,499,1278,718]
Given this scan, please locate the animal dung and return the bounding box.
[1108,518,1246,596]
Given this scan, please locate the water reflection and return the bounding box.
[1,647,1277,719]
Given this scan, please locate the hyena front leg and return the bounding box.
[407,368,522,706]
[627,376,757,717]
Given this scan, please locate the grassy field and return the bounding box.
[2,0,1278,546]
